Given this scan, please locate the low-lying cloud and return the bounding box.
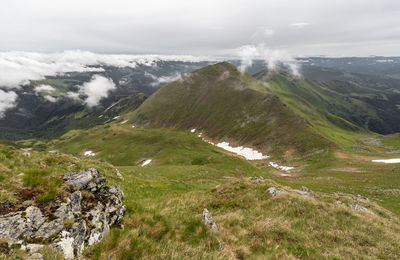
[0,50,215,89]
[0,90,18,118]
[34,84,56,93]
[237,44,300,76]
[79,75,116,107]
[145,72,183,87]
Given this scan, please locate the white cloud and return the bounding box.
[236,44,300,76]
[0,50,215,89]
[290,22,310,29]
[66,91,80,100]
[237,45,259,72]
[79,75,116,107]
[43,95,58,102]
[34,84,56,93]
[0,90,18,118]
[145,72,182,87]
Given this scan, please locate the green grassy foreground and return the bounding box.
[1,122,400,259]
[48,125,400,258]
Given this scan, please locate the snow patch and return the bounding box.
[120,119,128,124]
[269,162,294,172]
[131,125,136,128]
[190,128,196,133]
[214,141,269,160]
[84,151,96,157]
[141,159,152,166]
[113,116,120,120]
[372,158,400,164]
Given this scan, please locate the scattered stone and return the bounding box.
[340,193,370,203]
[349,203,372,214]
[48,150,59,154]
[0,168,125,259]
[267,187,288,197]
[202,208,218,230]
[22,152,31,157]
[336,200,343,205]
[293,186,314,198]
[249,176,264,181]
[115,168,124,180]
[17,173,24,176]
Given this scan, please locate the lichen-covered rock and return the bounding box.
[63,168,106,192]
[349,203,372,214]
[0,213,29,245]
[0,168,125,259]
[25,206,46,230]
[202,208,218,230]
[34,219,64,240]
[267,187,288,197]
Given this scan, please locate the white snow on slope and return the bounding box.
[84,151,96,157]
[141,159,152,166]
[372,159,400,164]
[214,141,269,160]
[269,162,294,172]
[190,128,196,133]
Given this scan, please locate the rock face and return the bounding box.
[0,168,125,259]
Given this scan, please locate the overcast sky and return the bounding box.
[1,0,400,57]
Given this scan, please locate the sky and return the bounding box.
[1,0,400,57]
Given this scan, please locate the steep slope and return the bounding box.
[256,70,400,134]
[127,62,332,156]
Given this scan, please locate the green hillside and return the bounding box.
[126,62,332,157]
[256,70,400,136]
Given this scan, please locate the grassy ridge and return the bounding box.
[127,62,332,157]
[257,70,399,138]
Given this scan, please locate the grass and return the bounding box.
[0,122,399,258]
[50,123,400,258]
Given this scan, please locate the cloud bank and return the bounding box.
[79,75,116,107]
[0,90,18,118]
[237,44,300,75]
[0,50,215,89]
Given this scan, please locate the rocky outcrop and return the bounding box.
[202,208,218,230]
[267,186,314,198]
[0,168,125,259]
[267,187,288,197]
[349,203,373,214]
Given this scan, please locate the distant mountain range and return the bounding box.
[0,56,399,140]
